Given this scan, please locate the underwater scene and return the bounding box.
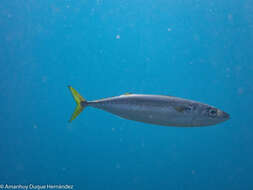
[1,0,253,189]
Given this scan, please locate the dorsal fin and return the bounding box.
[123,92,132,95]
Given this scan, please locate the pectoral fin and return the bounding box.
[173,106,185,113]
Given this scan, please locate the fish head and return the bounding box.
[193,104,230,126]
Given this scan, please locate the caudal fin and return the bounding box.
[68,86,87,122]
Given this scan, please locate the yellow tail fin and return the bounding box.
[68,86,87,122]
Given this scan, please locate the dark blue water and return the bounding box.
[1,0,253,189]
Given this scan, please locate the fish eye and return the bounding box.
[208,108,217,117]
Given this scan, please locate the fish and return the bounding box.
[68,86,230,127]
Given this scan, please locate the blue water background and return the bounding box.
[1,0,253,189]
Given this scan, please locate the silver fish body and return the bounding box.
[84,94,230,127]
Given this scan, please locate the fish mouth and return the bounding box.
[222,111,230,120]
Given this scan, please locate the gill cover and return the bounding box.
[68,86,87,122]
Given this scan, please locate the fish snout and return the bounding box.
[218,110,230,120]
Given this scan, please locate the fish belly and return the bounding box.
[95,103,192,127]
